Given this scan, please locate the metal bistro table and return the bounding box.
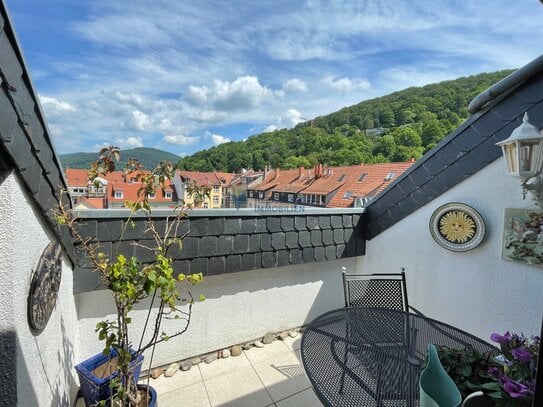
[301,307,496,407]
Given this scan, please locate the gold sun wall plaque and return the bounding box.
[429,203,485,252]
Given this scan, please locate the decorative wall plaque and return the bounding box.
[429,203,485,252]
[502,208,543,268]
[28,241,62,333]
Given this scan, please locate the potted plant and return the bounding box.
[57,147,206,406]
[437,331,539,406]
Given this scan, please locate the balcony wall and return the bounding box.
[359,158,543,341]
[0,172,78,406]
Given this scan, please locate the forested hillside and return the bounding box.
[178,69,513,173]
[60,147,181,170]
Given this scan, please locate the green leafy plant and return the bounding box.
[57,146,206,406]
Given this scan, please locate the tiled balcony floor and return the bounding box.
[138,335,322,407]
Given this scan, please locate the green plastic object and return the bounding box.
[419,343,462,407]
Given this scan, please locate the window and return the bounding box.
[148,192,156,199]
[258,191,264,199]
[165,191,172,199]
[248,190,254,198]
[338,174,346,182]
[343,191,353,199]
[203,202,208,208]
[273,192,279,200]
[213,185,220,192]
[114,191,123,199]
[385,172,396,181]
[288,194,294,202]
[213,196,219,204]
[358,173,367,181]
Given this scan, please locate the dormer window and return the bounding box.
[148,192,156,199]
[273,192,279,201]
[358,173,367,181]
[385,172,396,181]
[343,191,353,199]
[338,175,346,182]
[165,191,172,199]
[248,190,254,198]
[114,191,123,199]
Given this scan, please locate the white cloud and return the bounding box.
[39,95,77,115]
[186,76,276,111]
[283,78,307,92]
[321,75,371,93]
[130,110,152,131]
[162,134,199,145]
[116,136,143,149]
[264,109,304,132]
[210,133,231,145]
[264,125,279,132]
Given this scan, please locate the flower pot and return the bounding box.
[75,348,144,406]
[137,384,158,407]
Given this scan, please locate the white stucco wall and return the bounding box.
[0,172,79,406]
[357,158,543,342]
[76,257,353,367]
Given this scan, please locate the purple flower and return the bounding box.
[491,331,511,344]
[487,366,502,379]
[502,378,531,398]
[512,347,532,362]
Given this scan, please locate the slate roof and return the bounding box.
[0,4,75,263]
[364,54,543,239]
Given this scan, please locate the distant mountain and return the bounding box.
[60,147,182,170]
[177,69,515,173]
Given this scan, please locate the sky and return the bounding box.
[5,0,543,156]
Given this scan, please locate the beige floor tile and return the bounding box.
[143,365,203,395]
[159,381,211,407]
[252,351,312,402]
[204,367,273,407]
[282,335,301,352]
[199,353,252,380]
[276,388,323,407]
[244,340,291,364]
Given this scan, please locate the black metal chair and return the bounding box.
[339,267,412,398]
[342,267,409,311]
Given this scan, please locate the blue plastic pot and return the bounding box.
[75,348,144,406]
[138,384,157,407]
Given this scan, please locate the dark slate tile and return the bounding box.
[356,236,366,255]
[342,215,353,228]
[256,217,267,233]
[331,215,342,229]
[322,229,334,246]
[224,218,241,234]
[207,218,225,236]
[314,246,326,262]
[248,234,261,253]
[345,241,357,257]
[396,179,417,196]
[233,234,250,254]
[262,252,276,268]
[0,92,19,144]
[285,231,299,249]
[352,214,361,228]
[19,156,40,194]
[97,220,123,242]
[208,256,225,276]
[34,180,56,217]
[310,230,323,247]
[281,216,295,231]
[225,255,241,273]
[470,114,510,140]
[191,257,209,275]
[290,249,303,265]
[333,229,344,244]
[294,216,306,231]
[176,219,190,238]
[410,188,430,208]
[199,236,217,257]
[119,219,148,241]
[189,218,209,236]
[180,237,199,259]
[216,235,233,256]
[302,247,314,263]
[491,94,532,121]
[74,220,98,242]
[254,252,262,269]
[261,233,272,251]
[173,260,190,277]
[299,230,311,248]
[408,166,433,188]
[336,244,346,258]
[240,218,257,234]
[134,240,156,263]
[272,232,286,250]
[114,241,136,260]
[318,216,331,230]
[343,228,354,244]
[267,217,282,233]
[276,250,289,267]
[451,133,484,153]
[387,205,405,226]
[514,73,543,103]
[398,196,419,215]
[240,253,257,271]
[325,245,337,260]
[422,155,447,176]
[306,216,319,230]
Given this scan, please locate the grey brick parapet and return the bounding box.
[72,208,366,292]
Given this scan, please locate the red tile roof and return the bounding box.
[214,172,236,186]
[177,171,221,187]
[108,179,174,204]
[65,168,91,187]
[253,168,312,192]
[75,197,106,209]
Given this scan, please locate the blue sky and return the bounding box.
[6,0,543,155]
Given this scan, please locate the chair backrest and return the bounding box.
[342,268,408,311]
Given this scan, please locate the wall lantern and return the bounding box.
[496,113,543,206]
